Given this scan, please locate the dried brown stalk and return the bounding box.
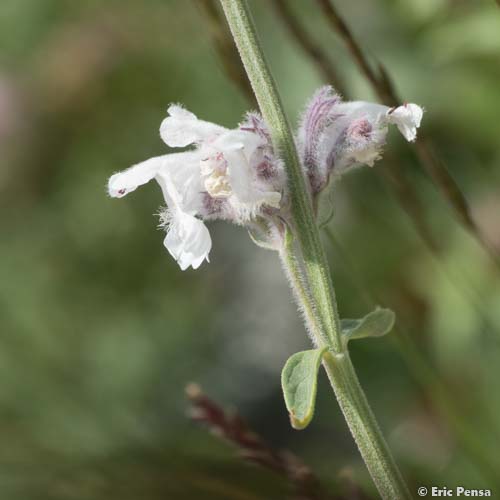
[378,155,441,253]
[197,0,257,107]
[271,0,346,97]
[315,0,498,261]
[186,383,371,500]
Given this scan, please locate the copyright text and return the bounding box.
[417,486,491,497]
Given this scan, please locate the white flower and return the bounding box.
[297,87,424,190]
[108,105,284,270]
[162,105,282,218]
[108,152,211,270]
[328,101,423,171]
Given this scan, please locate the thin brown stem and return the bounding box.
[378,154,441,254]
[316,0,388,104]
[316,0,499,262]
[271,0,346,97]
[269,0,442,257]
[197,0,257,107]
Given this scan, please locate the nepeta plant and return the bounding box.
[107,1,423,498]
[108,90,421,270]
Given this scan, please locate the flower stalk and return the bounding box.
[219,0,341,353]
[219,1,412,498]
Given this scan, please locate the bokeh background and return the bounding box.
[1,0,500,498]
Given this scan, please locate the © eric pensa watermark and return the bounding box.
[418,486,492,497]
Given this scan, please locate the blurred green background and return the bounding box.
[1,0,500,498]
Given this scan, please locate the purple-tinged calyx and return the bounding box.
[297,86,424,197]
[298,86,342,193]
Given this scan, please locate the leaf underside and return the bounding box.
[341,307,395,342]
[281,347,327,430]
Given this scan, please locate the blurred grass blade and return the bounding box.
[315,0,500,266]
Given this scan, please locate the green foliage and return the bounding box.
[281,347,326,429]
[341,308,395,343]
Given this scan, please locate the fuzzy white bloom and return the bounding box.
[298,86,424,192]
[108,105,284,270]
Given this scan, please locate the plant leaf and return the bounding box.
[281,347,327,430]
[247,217,278,250]
[341,307,395,342]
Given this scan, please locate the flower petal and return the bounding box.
[155,151,204,214]
[387,103,423,142]
[164,210,212,270]
[108,155,166,198]
[211,129,263,155]
[160,104,226,148]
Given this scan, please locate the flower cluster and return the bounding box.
[108,87,422,270]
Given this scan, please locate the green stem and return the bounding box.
[282,237,411,499]
[280,228,330,346]
[220,0,340,353]
[322,351,411,500]
[281,234,410,497]
[219,1,411,498]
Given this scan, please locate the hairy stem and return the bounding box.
[220,0,340,352]
[322,351,411,500]
[219,2,412,496]
[280,229,327,345]
[282,237,412,499]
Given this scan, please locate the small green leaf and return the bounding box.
[247,217,278,250]
[281,347,327,430]
[341,307,395,342]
